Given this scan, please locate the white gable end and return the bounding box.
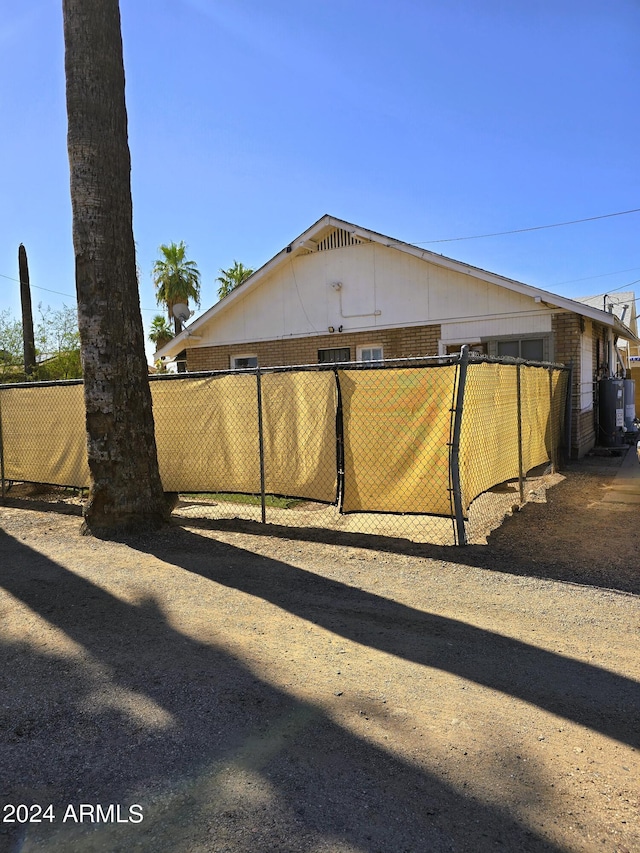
[193,241,550,349]
[156,216,633,363]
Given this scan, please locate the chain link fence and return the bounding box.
[0,350,569,545]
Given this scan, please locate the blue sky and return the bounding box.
[1,1,639,359]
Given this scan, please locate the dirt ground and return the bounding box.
[0,452,638,853]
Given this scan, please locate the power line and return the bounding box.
[0,272,76,299]
[590,278,640,300]
[552,266,640,287]
[0,272,159,313]
[415,207,640,245]
[605,278,640,294]
[575,279,640,315]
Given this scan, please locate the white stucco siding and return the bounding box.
[360,246,430,323]
[441,313,553,343]
[322,244,380,328]
[330,244,547,329]
[198,245,382,345]
[426,264,546,324]
[198,270,286,345]
[195,241,551,347]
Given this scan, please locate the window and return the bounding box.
[357,345,383,362]
[521,338,544,361]
[231,354,258,369]
[445,343,487,356]
[318,347,350,364]
[497,340,519,358]
[496,338,545,361]
[175,349,188,374]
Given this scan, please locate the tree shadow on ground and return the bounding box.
[0,530,563,853]
[3,452,638,596]
[136,526,640,750]
[171,462,640,596]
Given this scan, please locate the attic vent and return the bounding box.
[317,228,364,252]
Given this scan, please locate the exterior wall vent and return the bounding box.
[317,228,364,252]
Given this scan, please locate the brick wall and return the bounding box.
[551,313,582,456]
[551,314,614,457]
[186,324,442,372]
[186,315,607,457]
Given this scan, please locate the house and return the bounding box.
[155,215,638,457]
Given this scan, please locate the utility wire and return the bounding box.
[0,272,75,299]
[552,266,640,286]
[0,272,160,313]
[415,207,640,245]
[590,278,640,299]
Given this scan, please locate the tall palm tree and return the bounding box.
[216,260,254,300]
[63,0,169,535]
[148,314,174,350]
[153,242,201,333]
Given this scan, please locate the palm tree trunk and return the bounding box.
[63,0,169,534]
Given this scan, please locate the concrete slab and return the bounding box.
[600,444,640,504]
[601,492,640,505]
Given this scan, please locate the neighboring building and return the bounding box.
[575,293,640,428]
[156,215,637,457]
[575,292,639,365]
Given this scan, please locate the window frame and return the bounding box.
[443,342,487,356]
[230,353,258,370]
[317,347,351,364]
[356,344,384,363]
[488,335,551,363]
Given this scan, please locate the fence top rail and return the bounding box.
[0,352,569,391]
[0,377,84,391]
[466,353,569,370]
[149,354,462,382]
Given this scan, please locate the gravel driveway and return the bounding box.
[0,451,638,852]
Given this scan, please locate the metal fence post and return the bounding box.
[0,392,5,501]
[334,367,345,512]
[516,362,525,504]
[564,363,573,463]
[548,366,556,473]
[450,345,469,546]
[255,368,267,524]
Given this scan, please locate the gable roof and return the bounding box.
[156,214,638,358]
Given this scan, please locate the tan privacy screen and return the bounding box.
[0,364,566,519]
[0,372,338,500]
[261,371,337,502]
[151,371,338,499]
[0,383,89,487]
[520,365,555,474]
[151,375,260,493]
[459,363,566,514]
[459,363,520,513]
[339,366,456,516]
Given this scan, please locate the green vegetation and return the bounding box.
[182,492,302,509]
[216,260,254,300]
[0,304,82,382]
[148,315,174,349]
[152,241,201,333]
